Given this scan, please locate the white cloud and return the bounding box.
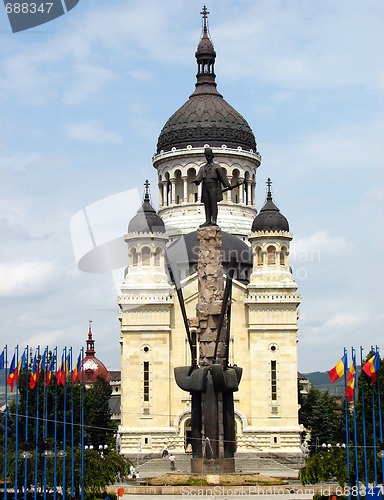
[0,260,56,298]
[291,230,347,262]
[63,64,117,105]
[65,122,122,143]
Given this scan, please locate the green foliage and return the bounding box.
[1,369,125,497]
[300,447,348,486]
[352,353,384,484]
[299,386,345,454]
[300,354,384,486]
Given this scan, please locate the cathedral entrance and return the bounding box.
[184,418,193,453]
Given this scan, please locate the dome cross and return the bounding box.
[201,5,209,32]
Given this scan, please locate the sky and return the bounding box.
[0,0,383,374]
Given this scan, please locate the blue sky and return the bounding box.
[0,0,383,373]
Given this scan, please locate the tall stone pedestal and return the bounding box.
[174,226,242,474]
[191,457,235,473]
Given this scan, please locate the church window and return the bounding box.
[142,247,151,266]
[280,247,287,266]
[256,247,263,266]
[131,248,138,267]
[267,246,276,265]
[271,360,277,401]
[143,361,150,402]
[154,248,161,266]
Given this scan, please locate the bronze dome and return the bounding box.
[128,181,166,234]
[156,11,257,153]
[252,179,289,232]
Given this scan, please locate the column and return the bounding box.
[183,176,188,203]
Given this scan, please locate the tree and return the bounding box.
[353,354,384,484]
[2,368,128,498]
[299,386,345,454]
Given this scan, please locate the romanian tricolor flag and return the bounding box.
[40,350,47,371]
[56,354,65,386]
[29,353,40,389]
[362,352,381,383]
[345,360,356,402]
[72,353,81,383]
[327,353,347,383]
[0,350,4,370]
[16,350,26,382]
[65,352,71,382]
[7,353,17,392]
[45,355,55,387]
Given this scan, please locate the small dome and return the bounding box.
[78,323,110,383]
[252,179,289,232]
[128,180,166,234]
[82,355,109,383]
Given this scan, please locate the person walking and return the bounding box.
[168,453,176,471]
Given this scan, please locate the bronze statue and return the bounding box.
[193,148,237,227]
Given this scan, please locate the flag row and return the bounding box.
[327,349,381,402]
[0,347,83,392]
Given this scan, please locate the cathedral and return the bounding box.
[117,8,301,456]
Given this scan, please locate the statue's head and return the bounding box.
[204,147,214,161]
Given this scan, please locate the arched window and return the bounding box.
[267,245,276,265]
[131,248,138,267]
[256,247,263,266]
[174,169,183,204]
[187,168,198,203]
[154,247,161,266]
[231,169,240,203]
[280,246,287,266]
[142,247,151,266]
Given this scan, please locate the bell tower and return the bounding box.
[245,179,301,449]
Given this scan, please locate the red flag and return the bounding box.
[56,354,64,386]
[345,360,356,402]
[45,356,55,386]
[29,354,40,389]
[328,354,347,383]
[362,353,380,383]
[7,353,17,392]
[72,353,81,383]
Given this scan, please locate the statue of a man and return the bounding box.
[193,148,233,227]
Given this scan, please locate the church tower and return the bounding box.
[245,179,301,449]
[153,6,261,238]
[118,181,173,453]
[118,8,301,457]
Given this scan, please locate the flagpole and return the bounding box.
[375,346,383,484]
[3,346,8,500]
[80,347,85,500]
[53,348,58,500]
[42,348,48,500]
[62,346,68,500]
[343,347,351,498]
[351,347,360,500]
[23,345,30,500]
[14,345,20,500]
[33,347,40,500]
[370,345,378,485]
[70,347,75,498]
[360,346,369,489]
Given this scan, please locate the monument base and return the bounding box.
[191,457,235,474]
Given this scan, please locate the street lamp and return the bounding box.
[378,442,384,459]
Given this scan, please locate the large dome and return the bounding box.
[156,14,257,153]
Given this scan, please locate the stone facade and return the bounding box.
[117,10,302,458]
